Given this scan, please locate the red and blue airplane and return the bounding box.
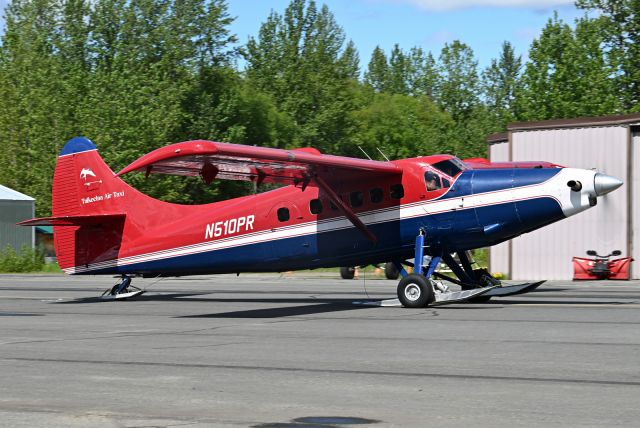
[20,137,623,307]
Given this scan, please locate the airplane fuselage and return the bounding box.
[61,156,604,276]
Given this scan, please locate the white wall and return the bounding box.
[509,127,629,280]
[488,141,511,277]
[632,130,640,278]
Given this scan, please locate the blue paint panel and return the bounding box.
[513,168,561,187]
[59,137,97,156]
[438,170,477,200]
[438,171,474,200]
[469,169,514,196]
[441,168,561,200]
[515,197,566,230]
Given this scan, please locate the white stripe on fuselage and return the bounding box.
[64,168,591,274]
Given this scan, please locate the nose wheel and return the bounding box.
[394,230,498,308]
[397,274,435,308]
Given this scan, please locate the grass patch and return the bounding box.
[40,262,63,274]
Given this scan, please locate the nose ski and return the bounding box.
[101,275,145,300]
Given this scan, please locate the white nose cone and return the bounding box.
[594,173,624,196]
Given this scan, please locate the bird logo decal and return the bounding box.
[80,168,96,181]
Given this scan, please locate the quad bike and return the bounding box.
[572,250,633,280]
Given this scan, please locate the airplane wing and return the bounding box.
[117,141,400,243]
[116,140,401,186]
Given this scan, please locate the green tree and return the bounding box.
[482,41,522,126]
[576,0,640,110]
[388,44,410,95]
[0,0,252,211]
[518,14,620,120]
[408,47,439,100]
[437,40,480,121]
[347,93,455,160]
[245,0,360,152]
[364,46,389,93]
[0,0,76,215]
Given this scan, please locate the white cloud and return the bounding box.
[383,0,574,11]
[425,29,458,45]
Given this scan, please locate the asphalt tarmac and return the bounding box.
[1,273,639,428]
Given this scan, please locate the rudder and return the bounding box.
[52,137,130,273]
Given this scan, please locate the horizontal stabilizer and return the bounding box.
[18,213,126,227]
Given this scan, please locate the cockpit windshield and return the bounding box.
[432,158,466,178]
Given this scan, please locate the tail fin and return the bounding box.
[39,137,131,273]
[53,137,129,217]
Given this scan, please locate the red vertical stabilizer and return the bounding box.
[23,137,133,272]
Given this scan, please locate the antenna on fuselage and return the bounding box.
[357,146,373,160]
[376,147,391,161]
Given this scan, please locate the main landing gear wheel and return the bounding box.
[340,266,356,279]
[397,274,435,308]
[384,262,400,280]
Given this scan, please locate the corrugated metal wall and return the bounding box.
[632,129,640,278]
[502,126,629,280]
[488,141,511,277]
[0,200,34,251]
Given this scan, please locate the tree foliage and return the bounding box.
[517,13,620,120]
[482,41,522,126]
[244,0,359,152]
[0,0,634,216]
[576,0,640,110]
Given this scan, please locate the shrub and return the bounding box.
[0,245,45,272]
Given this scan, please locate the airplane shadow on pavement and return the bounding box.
[178,301,376,319]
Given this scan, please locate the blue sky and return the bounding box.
[0,0,586,69]
[227,0,584,69]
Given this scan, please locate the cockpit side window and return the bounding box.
[424,171,442,191]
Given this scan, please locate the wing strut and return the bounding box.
[312,175,377,244]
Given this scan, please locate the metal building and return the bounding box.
[487,113,640,280]
[0,184,35,252]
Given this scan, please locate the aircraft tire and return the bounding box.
[384,262,400,280]
[397,274,434,308]
[340,266,356,280]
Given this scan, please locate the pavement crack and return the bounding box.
[5,356,640,388]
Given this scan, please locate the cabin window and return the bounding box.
[370,187,384,204]
[350,191,364,207]
[390,184,404,199]
[277,207,290,222]
[424,171,442,191]
[310,198,323,214]
[442,178,451,188]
